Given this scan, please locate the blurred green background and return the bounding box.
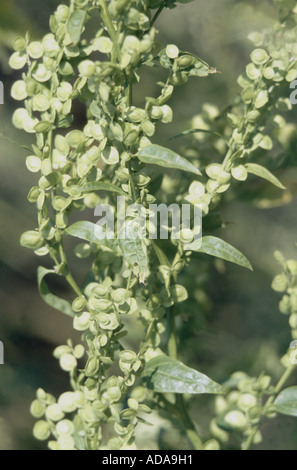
[1,0,297,450]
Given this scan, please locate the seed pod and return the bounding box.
[9,52,27,69]
[32,64,52,82]
[95,36,113,54]
[119,350,137,363]
[56,420,75,436]
[241,86,254,104]
[237,393,257,411]
[11,80,27,101]
[88,297,112,312]
[20,231,43,250]
[111,288,129,304]
[107,386,122,403]
[124,129,139,146]
[66,130,85,147]
[26,156,42,173]
[102,146,120,165]
[73,311,91,331]
[255,90,269,109]
[46,403,65,422]
[205,164,229,183]
[59,354,77,372]
[286,260,297,276]
[42,34,59,57]
[263,67,275,80]
[246,63,261,80]
[170,72,188,86]
[55,213,67,230]
[203,439,220,451]
[223,410,248,431]
[166,44,179,59]
[30,400,46,419]
[85,357,100,377]
[73,345,85,359]
[53,345,72,359]
[84,193,100,209]
[57,82,73,101]
[126,107,146,123]
[58,392,78,413]
[279,295,291,315]
[72,296,86,312]
[271,273,288,292]
[150,106,164,120]
[33,94,50,112]
[247,110,261,122]
[251,48,269,65]
[231,166,248,181]
[27,187,40,203]
[33,421,51,441]
[12,36,26,53]
[55,5,70,22]
[36,388,47,401]
[177,55,195,68]
[160,105,173,123]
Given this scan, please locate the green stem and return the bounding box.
[128,79,133,107]
[167,305,202,450]
[168,307,177,360]
[57,234,82,297]
[162,396,203,450]
[152,240,171,267]
[150,2,166,30]
[177,395,203,450]
[98,0,121,60]
[128,162,138,202]
[243,363,296,451]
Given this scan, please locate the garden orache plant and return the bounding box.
[10,0,297,450]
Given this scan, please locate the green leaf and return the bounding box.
[142,355,224,394]
[274,387,297,417]
[194,236,253,271]
[67,10,86,44]
[80,182,127,196]
[138,144,201,176]
[169,128,227,143]
[34,121,52,133]
[37,267,74,317]
[65,221,117,251]
[245,163,285,190]
[118,220,148,283]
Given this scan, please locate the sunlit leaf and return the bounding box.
[138,144,201,175]
[80,181,127,196]
[37,266,74,317]
[245,163,285,190]
[65,221,117,251]
[142,355,225,394]
[67,10,86,44]
[193,236,253,270]
[274,387,297,417]
[118,220,148,283]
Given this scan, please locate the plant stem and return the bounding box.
[167,304,202,450]
[243,363,296,450]
[150,2,166,29]
[98,0,121,60]
[57,234,82,297]
[152,240,171,266]
[177,395,203,450]
[162,396,203,450]
[168,307,177,359]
